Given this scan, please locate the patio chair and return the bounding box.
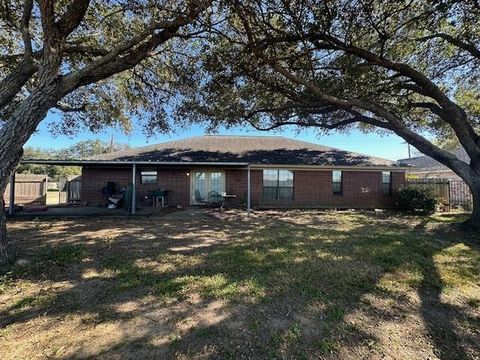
[194,189,207,203]
[208,191,222,204]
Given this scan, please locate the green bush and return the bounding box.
[394,186,438,215]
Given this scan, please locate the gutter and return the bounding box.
[19,159,250,167]
[19,159,409,171]
[247,164,410,171]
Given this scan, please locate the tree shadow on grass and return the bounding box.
[1,213,479,359]
[417,241,480,360]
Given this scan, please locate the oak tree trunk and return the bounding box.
[464,174,480,231]
[0,196,13,264]
[0,86,61,265]
[449,159,480,231]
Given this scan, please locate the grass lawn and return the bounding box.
[0,210,479,359]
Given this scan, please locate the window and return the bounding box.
[210,172,222,193]
[263,169,294,201]
[141,171,157,184]
[332,170,343,195]
[382,171,392,195]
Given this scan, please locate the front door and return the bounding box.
[190,170,225,204]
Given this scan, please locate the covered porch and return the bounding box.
[8,159,253,216]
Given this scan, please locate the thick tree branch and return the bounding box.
[0,44,110,64]
[38,0,57,42]
[313,36,480,155]
[56,0,91,38]
[61,2,210,92]
[246,115,377,131]
[20,0,33,59]
[418,33,480,60]
[0,59,37,110]
[396,82,432,97]
[271,62,469,174]
[410,102,445,117]
[253,31,480,160]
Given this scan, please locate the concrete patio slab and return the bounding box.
[7,206,154,218]
[161,207,207,220]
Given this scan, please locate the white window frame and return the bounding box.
[190,169,226,204]
[140,170,157,184]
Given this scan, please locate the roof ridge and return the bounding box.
[202,134,283,138]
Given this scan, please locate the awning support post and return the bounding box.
[132,163,136,215]
[247,164,251,214]
[8,171,15,215]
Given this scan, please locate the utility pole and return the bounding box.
[403,141,412,159]
[109,134,114,152]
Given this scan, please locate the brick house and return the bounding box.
[75,135,406,211]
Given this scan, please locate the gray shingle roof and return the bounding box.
[398,148,469,170]
[89,135,398,167]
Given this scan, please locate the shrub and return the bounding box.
[394,186,438,215]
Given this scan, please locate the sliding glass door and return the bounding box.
[191,170,225,204]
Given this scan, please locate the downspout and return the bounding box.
[132,163,136,215]
[247,164,251,214]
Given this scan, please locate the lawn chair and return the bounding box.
[208,191,222,204]
[194,189,207,204]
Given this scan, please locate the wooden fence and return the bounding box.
[407,178,473,211]
[66,177,82,202]
[45,176,82,205]
[4,174,82,206]
[59,176,82,203]
[4,174,48,205]
[449,180,473,210]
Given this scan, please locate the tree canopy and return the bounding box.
[0,0,212,137]
[17,139,129,179]
[173,1,479,161]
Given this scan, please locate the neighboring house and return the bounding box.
[21,135,407,210]
[398,148,469,180]
[398,148,473,209]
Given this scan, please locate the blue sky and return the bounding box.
[26,113,414,161]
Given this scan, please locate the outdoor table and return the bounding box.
[153,190,170,207]
[220,193,236,209]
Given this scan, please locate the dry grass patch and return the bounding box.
[0,211,478,359]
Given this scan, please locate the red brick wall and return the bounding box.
[289,170,405,208]
[224,169,263,206]
[81,166,190,207]
[81,166,405,209]
[248,169,405,208]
